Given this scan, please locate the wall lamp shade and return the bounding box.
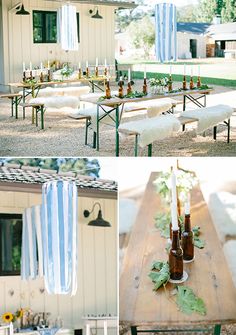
[84,202,111,227]
[16,4,30,15]
[89,8,103,19]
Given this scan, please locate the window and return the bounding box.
[33,10,57,43]
[0,214,22,276]
[33,10,80,44]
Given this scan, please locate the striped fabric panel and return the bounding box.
[57,4,79,51]
[155,3,177,62]
[21,205,43,280]
[42,180,78,295]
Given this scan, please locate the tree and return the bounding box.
[0,158,101,177]
[128,16,155,57]
[221,0,236,22]
[177,5,198,22]
[198,0,217,22]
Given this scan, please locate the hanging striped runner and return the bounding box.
[41,180,78,295]
[155,3,177,62]
[21,205,43,280]
[57,4,79,51]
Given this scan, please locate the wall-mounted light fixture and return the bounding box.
[9,2,30,15]
[89,7,103,19]
[16,4,30,15]
[83,202,111,227]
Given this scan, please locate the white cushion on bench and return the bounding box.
[37,86,91,98]
[30,96,80,109]
[119,114,181,148]
[182,104,234,133]
[69,104,121,130]
[124,98,175,113]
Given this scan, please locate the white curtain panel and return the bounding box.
[42,181,78,296]
[155,3,177,62]
[57,4,79,51]
[21,205,43,280]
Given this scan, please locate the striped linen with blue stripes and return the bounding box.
[57,4,79,51]
[21,205,43,280]
[155,3,177,62]
[42,180,78,295]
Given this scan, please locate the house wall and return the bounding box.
[0,190,117,332]
[0,0,116,91]
[177,32,207,59]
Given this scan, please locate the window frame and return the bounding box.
[0,213,22,276]
[33,10,57,44]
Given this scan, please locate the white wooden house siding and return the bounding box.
[0,190,117,331]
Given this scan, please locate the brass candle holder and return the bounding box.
[78,68,82,79]
[86,67,89,78]
[95,67,99,77]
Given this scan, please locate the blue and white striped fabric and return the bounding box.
[42,181,78,296]
[155,3,177,62]
[57,4,79,51]
[21,205,43,280]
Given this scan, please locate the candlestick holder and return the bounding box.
[169,229,184,280]
[47,69,51,82]
[182,75,187,90]
[143,78,148,95]
[104,68,108,77]
[95,67,99,77]
[182,213,194,262]
[189,77,194,90]
[168,75,173,92]
[127,82,132,95]
[197,76,201,88]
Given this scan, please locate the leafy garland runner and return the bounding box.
[148,261,207,316]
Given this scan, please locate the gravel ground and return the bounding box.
[0,81,236,157]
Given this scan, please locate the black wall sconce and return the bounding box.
[16,3,30,15]
[83,202,111,227]
[89,7,103,19]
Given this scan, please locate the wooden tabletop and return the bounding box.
[120,172,236,327]
[81,88,213,106]
[8,76,107,88]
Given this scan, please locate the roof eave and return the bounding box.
[46,0,137,9]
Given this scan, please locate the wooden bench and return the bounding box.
[0,93,22,118]
[20,102,45,129]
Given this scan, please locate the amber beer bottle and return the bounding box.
[190,76,194,90]
[106,79,111,99]
[182,211,194,261]
[168,75,173,92]
[197,76,201,88]
[127,82,132,95]
[169,229,183,280]
[143,78,148,94]
[182,75,187,90]
[118,77,124,98]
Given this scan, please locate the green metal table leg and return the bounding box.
[115,105,120,157]
[35,108,38,127]
[93,132,97,149]
[23,87,26,119]
[148,143,152,157]
[15,97,18,119]
[92,81,95,93]
[85,119,88,145]
[213,325,221,335]
[227,118,230,143]
[40,106,44,130]
[96,105,99,151]
[131,326,137,335]
[11,98,14,117]
[134,135,138,157]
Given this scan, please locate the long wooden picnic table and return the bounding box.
[81,88,213,156]
[119,172,236,334]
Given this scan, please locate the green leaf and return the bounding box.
[154,212,171,238]
[194,237,205,249]
[176,286,207,316]
[148,261,170,291]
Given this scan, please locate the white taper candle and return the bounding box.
[171,201,179,231]
[184,194,191,215]
[128,68,131,82]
